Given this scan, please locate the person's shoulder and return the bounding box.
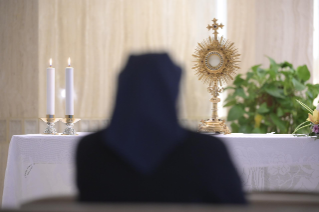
[183,131,237,174]
[77,130,105,151]
[186,130,227,150]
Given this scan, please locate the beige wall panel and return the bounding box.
[255,0,313,72]
[0,143,9,205]
[38,120,47,135]
[0,120,6,144]
[24,119,38,134]
[99,120,108,130]
[80,120,90,132]
[0,0,39,118]
[228,0,313,75]
[9,120,22,139]
[56,121,65,134]
[38,0,221,121]
[89,120,101,132]
[227,0,256,74]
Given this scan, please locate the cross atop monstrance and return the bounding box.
[206,18,224,40]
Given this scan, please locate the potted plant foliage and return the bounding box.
[224,57,319,134]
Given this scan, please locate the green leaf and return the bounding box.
[234,75,245,86]
[306,83,319,99]
[268,57,279,73]
[277,107,284,117]
[239,125,253,133]
[224,100,237,107]
[265,87,285,99]
[306,90,314,99]
[231,122,239,133]
[252,128,262,133]
[292,78,306,91]
[227,105,245,121]
[268,69,276,79]
[297,65,310,82]
[247,85,257,100]
[263,119,271,126]
[270,113,286,132]
[277,98,293,108]
[267,56,279,72]
[246,72,254,81]
[283,80,291,95]
[234,87,247,99]
[296,99,314,113]
[225,94,236,102]
[257,102,269,114]
[238,117,249,125]
[257,69,267,79]
[260,125,268,133]
[279,61,293,69]
[293,120,311,134]
[309,132,316,136]
[251,65,262,73]
[246,111,255,116]
[224,86,236,91]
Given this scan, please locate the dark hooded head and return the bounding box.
[104,53,187,174]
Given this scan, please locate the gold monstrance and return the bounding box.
[193,18,240,134]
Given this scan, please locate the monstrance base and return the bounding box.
[198,118,231,134]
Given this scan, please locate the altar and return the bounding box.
[2,133,319,208]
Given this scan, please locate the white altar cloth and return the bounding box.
[2,133,319,208]
[2,133,90,209]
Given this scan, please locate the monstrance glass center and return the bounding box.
[208,54,221,67]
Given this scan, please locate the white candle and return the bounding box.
[47,58,55,115]
[65,58,74,115]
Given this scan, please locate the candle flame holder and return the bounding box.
[40,115,60,135]
[61,115,80,135]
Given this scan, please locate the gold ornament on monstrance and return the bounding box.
[192,18,240,134]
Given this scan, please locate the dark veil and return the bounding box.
[103,53,187,174]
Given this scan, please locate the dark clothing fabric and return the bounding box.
[76,130,246,204]
[104,54,186,174]
[76,53,246,204]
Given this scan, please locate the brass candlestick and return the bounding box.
[61,115,81,135]
[40,115,60,135]
[193,18,240,134]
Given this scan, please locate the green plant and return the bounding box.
[224,57,319,134]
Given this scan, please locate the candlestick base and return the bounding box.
[44,122,58,135]
[61,115,80,135]
[62,123,76,135]
[40,115,60,135]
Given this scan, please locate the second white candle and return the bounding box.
[66,57,74,115]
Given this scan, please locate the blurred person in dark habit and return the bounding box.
[76,53,246,204]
